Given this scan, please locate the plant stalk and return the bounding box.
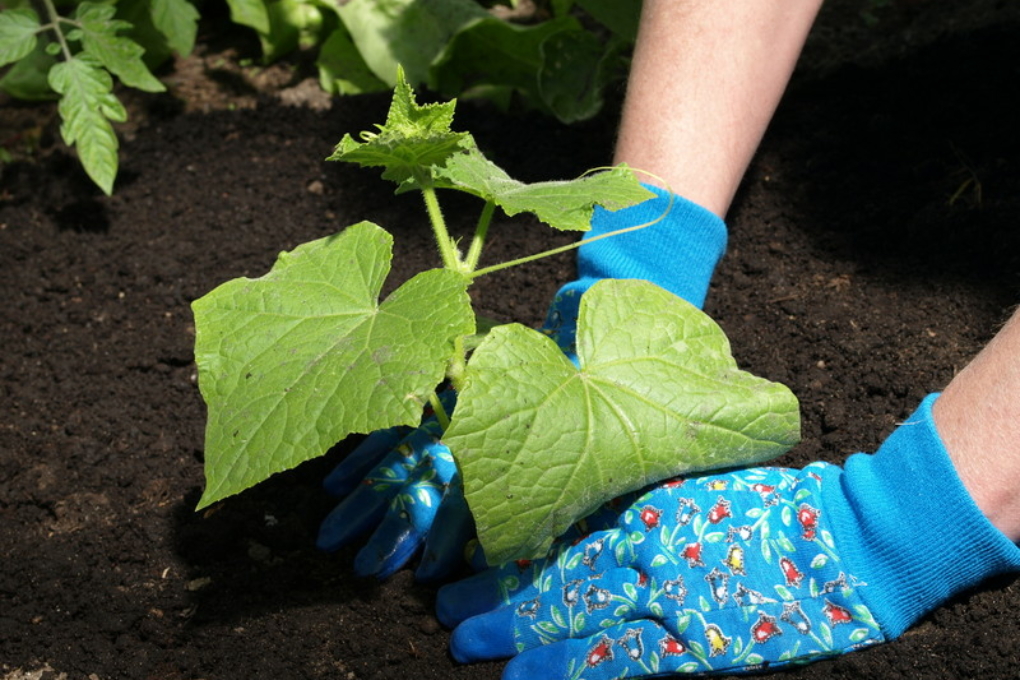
[420,181,463,272]
[446,335,468,393]
[463,200,495,272]
[39,0,74,61]
[469,190,674,279]
[469,219,655,279]
[428,391,451,431]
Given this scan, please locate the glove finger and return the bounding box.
[316,479,395,552]
[502,619,696,680]
[353,508,427,579]
[451,566,649,661]
[351,458,450,578]
[317,427,445,552]
[438,525,630,627]
[415,482,475,582]
[449,604,518,662]
[322,427,410,497]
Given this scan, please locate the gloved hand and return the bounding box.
[318,186,728,580]
[317,398,474,581]
[438,394,1020,679]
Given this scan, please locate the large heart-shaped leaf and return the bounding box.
[444,279,800,563]
[193,221,474,508]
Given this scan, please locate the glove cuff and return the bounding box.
[826,393,1020,638]
[541,185,727,350]
[577,184,727,309]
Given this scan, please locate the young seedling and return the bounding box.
[192,69,801,564]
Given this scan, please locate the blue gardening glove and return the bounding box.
[317,394,473,581]
[543,184,727,352]
[438,394,1020,679]
[318,186,727,581]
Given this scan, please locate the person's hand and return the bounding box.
[438,394,1020,679]
[317,394,474,581]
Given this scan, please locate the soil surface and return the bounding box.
[3,2,1020,679]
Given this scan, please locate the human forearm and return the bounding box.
[615,0,824,217]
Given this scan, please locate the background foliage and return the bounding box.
[0,0,640,194]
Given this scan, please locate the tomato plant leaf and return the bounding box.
[0,8,41,68]
[445,279,801,563]
[48,54,126,195]
[76,2,165,92]
[149,0,200,56]
[433,147,655,231]
[0,37,57,100]
[327,66,472,190]
[193,221,475,509]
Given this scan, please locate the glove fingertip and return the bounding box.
[502,643,571,680]
[449,607,517,663]
[354,525,424,579]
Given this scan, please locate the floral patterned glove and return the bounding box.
[438,394,1020,679]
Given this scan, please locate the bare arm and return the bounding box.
[615,0,824,217]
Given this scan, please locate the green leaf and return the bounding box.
[327,66,472,190]
[0,7,41,68]
[429,15,579,98]
[316,26,388,95]
[446,279,801,563]
[336,0,487,87]
[433,148,655,231]
[75,2,166,92]
[192,221,474,508]
[575,0,641,41]
[0,35,57,100]
[48,54,126,195]
[537,28,624,123]
[225,0,271,34]
[258,0,326,62]
[149,0,199,56]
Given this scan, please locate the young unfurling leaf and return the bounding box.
[328,66,472,191]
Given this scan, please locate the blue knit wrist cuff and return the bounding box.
[576,184,727,310]
[824,393,1020,639]
[541,185,727,351]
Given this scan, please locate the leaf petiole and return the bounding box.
[463,200,495,272]
[40,0,73,61]
[428,391,451,430]
[420,179,465,272]
[468,192,674,279]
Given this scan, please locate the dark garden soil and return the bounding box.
[3,2,1020,678]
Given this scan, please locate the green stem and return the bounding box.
[428,391,451,431]
[469,191,673,279]
[469,219,654,280]
[39,0,74,61]
[446,335,468,393]
[463,200,495,272]
[421,182,463,272]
